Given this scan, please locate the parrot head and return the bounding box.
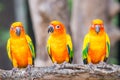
[90,19,104,34]
[10,22,25,38]
[48,20,66,36]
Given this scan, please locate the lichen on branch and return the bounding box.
[0,63,120,80]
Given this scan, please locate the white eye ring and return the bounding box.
[56,25,60,29]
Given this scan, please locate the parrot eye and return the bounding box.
[56,25,60,29]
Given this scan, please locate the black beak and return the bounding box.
[16,27,21,36]
[48,26,54,33]
[95,25,100,34]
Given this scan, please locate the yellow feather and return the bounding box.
[25,35,35,58]
[92,19,103,24]
[47,35,51,55]
[82,34,90,52]
[7,38,12,61]
[66,34,73,51]
[25,35,31,42]
[106,33,110,57]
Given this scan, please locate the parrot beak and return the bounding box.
[16,27,21,36]
[95,25,100,34]
[48,26,54,33]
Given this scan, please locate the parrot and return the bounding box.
[7,22,35,70]
[47,20,73,64]
[82,19,110,64]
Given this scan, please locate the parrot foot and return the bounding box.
[26,64,33,74]
[61,61,68,68]
[53,62,61,70]
[12,68,18,74]
[87,63,96,72]
[97,61,107,68]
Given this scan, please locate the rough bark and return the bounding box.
[71,0,120,64]
[0,64,120,80]
[28,0,70,67]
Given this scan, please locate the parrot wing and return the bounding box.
[46,36,52,61]
[82,34,90,64]
[104,33,110,62]
[7,38,12,61]
[25,35,36,59]
[66,34,73,63]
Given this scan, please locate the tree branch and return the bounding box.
[0,64,120,80]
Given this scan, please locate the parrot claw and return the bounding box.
[12,68,18,74]
[62,61,68,65]
[87,63,96,71]
[97,61,107,68]
[61,61,68,68]
[53,62,61,70]
[26,64,33,74]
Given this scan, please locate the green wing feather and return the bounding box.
[25,35,36,59]
[82,34,90,64]
[7,38,12,61]
[66,34,73,63]
[106,33,110,58]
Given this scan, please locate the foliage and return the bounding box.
[0,2,4,12]
[0,29,9,46]
[68,0,72,16]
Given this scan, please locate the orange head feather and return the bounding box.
[90,19,104,34]
[48,20,66,36]
[10,22,25,38]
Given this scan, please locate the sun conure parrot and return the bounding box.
[82,19,110,64]
[47,20,73,64]
[7,22,35,69]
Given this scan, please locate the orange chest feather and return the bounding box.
[10,38,31,63]
[89,34,106,50]
[50,36,69,62]
[88,33,106,63]
[10,38,30,52]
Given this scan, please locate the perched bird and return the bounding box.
[82,19,110,64]
[47,20,73,64]
[7,22,35,69]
